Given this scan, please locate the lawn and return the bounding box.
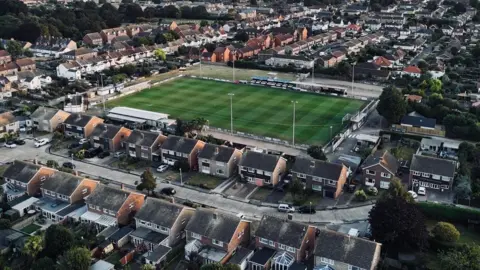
[107,77,365,144]
[20,223,41,234]
[391,146,417,162]
[185,173,225,190]
[425,219,480,245]
[249,187,272,201]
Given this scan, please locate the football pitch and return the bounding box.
[107,77,366,145]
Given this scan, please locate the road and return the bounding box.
[0,138,372,224]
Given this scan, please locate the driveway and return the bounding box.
[0,141,373,224]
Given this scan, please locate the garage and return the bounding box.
[324,190,335,199]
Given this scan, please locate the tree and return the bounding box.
[57,247,91,270]
[23,235,44,259]
[46,160,59,169]
[32,257,54,270]
[44,224,75,258]
[154,33,167,44]
[383,178,414,203]
[6,40,23,59]
[429,78,443,93]
[369,196,428,251]
[141,265,155,270]
[0,219,11,229]
[289,179,304,199]
[307,145,326,160]
[201,264,224,270]
[377,87,407,124]
[138,168,156,195]
[175,118,185,136]
[432,221,460,243]
[354,190,368,201]
[154,48,166,61]
[234,31,249,42]
[454,175,472,200]
[438,243,480,270]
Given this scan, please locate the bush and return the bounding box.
[365,186,378,196]
[354,190,368,202]
[432,222,460,242]
[418,202,480,223]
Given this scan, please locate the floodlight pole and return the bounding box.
[330,126,333,140]
[228,93,234,134]
[292,101,298,145]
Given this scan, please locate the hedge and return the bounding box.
[417,202,480,224]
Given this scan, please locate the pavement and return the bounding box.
[0,138,372,224]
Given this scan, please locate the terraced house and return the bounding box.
[90,123,132,152]
[239,151,287,187]
[291,158,348,199]
[30,106,70,132]
[410,154,456,191]
[63,113,104,138]
[125,130,166,161]
[198,144,243,178]
[161,135,205,169]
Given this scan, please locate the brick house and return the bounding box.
[15,58,36,71]
[410,154,456,191]
[318,55,337,68]
[90,123,132,152]
[83,33,103,46]
[63,114,104,138]
[100,27,128,44]
[0,50,11,64]
[198,144,243,178]
[125,130,166,161]
[362,151,399,190]
[30,107,70,133]
[213,47,231,62]
[239,151,287,187]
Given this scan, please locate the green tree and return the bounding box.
[307,145,326,160]
[200,264,224,270]
[438,243,480,270]
[57,247,91,270]
[429,78,443,93]
[354,189,367,201]
[432,221,460,242]
[0,219,11,229]
[289,178,304,199]
[200,20,209,27]
[383,178,414,203]
[377,87,407,124]
[32,257,54,270]
[46,160,59,169]
[6,40,22,59]
[23,235,44,259]
[154,48,166,61]
[141,265,155,270]
[454,175,472,200]
[44,224,75,258]
[137,168,156,195]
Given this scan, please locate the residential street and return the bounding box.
[0,139,372,224]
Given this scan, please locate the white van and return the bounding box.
[278,204,295,213]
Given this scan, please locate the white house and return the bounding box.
[56,62,82,80]
[265,55,315,69]
[17,71,42,90]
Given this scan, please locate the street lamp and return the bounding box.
[180,168,183,185]
[228,93,234,134]
[309,201,312,223]
[292,101,298,145]
[330,126,333,140]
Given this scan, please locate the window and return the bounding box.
[160,226,168,233]
[50,192,56,197]
[247,177,254,182]
[212,239,223,247]
[82,188,88,194]
[380,181,390,189]
[286,246,295,252]
[313,177,322,182]
[216,161,225,166]
[348,266,361,270]
[181,219,186,224]
[141,146,149,150]
[432,174,441,180]
[422,173,431,178]
[182,153,188,158]
[216,169,225,175]
[44,190,50,195]
[66,124,71,128]
[192,233,201,240]
[413,171,421,176]
[109,210,115,215]
[321,257,335,266]
[366,170,376,175]
[297,173,306,179]
[129,202,134,209]
[381,172,391,178]
[129,143,135,148]
[93,136,99,140]
[279,244,285,250]
[264,178,271,184]
[141,152,148,158]
[89,204,95,209]
[40,176,46,182]
[103,208,108,214]
[259,238,269,245]
[76,127,82,131]
[264,172,272,176]
[257,169,263,175]
[268,240,275,247]
[312,184,322,191]
[140,220,146,225]
[248,168,255,173]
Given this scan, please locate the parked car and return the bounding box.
[4,141,16,148]
[408,190,418,199]
[68,142,80,149]
[278,204,295,213]
[62,162,75,169]
[160,187,176,196]
[35,138,50,147]
[297,205,316,214]
[114,151,126,158]
[84,147,102,158]
[417,187,426,196]
[156,164,169,173]
[14,139,25,145]
[97,151,110,159]
[79,138,89,145]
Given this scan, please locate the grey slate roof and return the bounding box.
[410,154,456,177]
[126,130,161,147]
[362,150,399,174]
[315,229,380,270]
[42,171,83,197]
[145,244,171,262]
[291,157,344,181]
[64,113,93,127]
[30,106,59,121]
[2,160,41,183]
[135,198,185,228]
[185,208,240,243]
[250,248,276,265]
[131,227,167,243]
[255,216,308,249]
[86,185,131,212]
[109,226,134,242]
[161,135,199,154]
[228,247,253,265]
[91,124,122,140]
[239,151,280,172]
[198,144,235,163]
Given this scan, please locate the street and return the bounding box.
[0,138,372,224]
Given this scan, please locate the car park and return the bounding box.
[278,204,295,213]
[35,138,50,147]
[417,187,426,196]
[4,141,16,148]
[298,205,316,214]
[62,162,75,169]
[160,187,176,196]
[156,164,169,173]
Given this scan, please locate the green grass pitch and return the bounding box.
[107,77,366,145]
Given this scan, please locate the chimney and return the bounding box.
[213,213,217,220]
